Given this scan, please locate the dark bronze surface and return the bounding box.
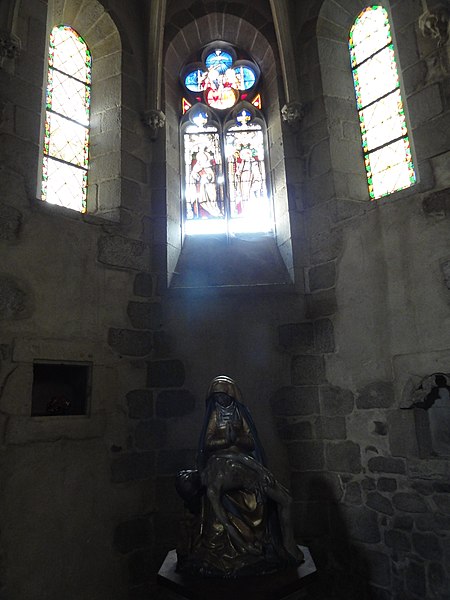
[158,545,316,600]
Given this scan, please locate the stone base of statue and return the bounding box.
[158,545,316,600]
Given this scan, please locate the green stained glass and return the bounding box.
[42,25,91,213]
[349,6,416,200]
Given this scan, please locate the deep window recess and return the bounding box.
[349,6,416,200]
[31,362,91,416]
[41,25,92,212]
[181,43,272,236]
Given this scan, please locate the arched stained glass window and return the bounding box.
[41,25,92,212]
[181,44,271,236]
[349,6,416,200]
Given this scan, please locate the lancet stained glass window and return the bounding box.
[181,44,271,235]
[349,6,416,200]
[41,25,92,212]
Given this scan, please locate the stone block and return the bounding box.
[366,492,394,516]
[153,331,173,358]
[392,492,428,513]
[290,471,343,502]
[427,562,446,597]
[98,235,150,271]
[0,274,31,319]
[0,203,21,240]
[270,386,320,416]
[411,480,434,495]
[377,477,397,492]
[308,261,336,292]
[361,477,376,491]
[278,322,314,353]
[276,419,313,441]
[111,451,155,483]
[441,260,450,290]
[422,187,450,216]
[384,529,411,552]
[134,419,167,450]
[415,513,450,533]
[156,449,196,475]
[387,410,419,457]
[356,381,394,409]
[114,518,150,554]
[287,441,325,471]
[325,441,361,473]
[305,289,338,319]
[314,318,335,353]
[310,229,343,265]
[364,550,391,588]
[412,532,442,561]
[393,515,413,531]
[405,561,426,597]
[147,360,185,388]
[108,329,152,357]
[343,481,362,505]
[127,302,163,330]
[414,113,450,159]
[155,389,195,418]
[341,505,380,543]
[134,272,153,297]
[320,386,354,416]
[315,416,346,439]
[408,84,443,125]
[291,355,326,385]
[126,390,153,419]
[433,494,450,515]
[368,456,405,475]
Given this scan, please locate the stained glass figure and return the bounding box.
[349,6,416,199]
[184,125,225,230]
[225,124,271,233]
[41,25,91,212]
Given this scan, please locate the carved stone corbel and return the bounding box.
[0,30,21,66]
[281,101,304,128]
[418,3,449,83]
[143,109,166,141]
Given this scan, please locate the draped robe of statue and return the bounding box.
[176,376,303,577]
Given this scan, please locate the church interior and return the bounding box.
[0,0,449,598]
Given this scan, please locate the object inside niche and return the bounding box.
[175,375,303,578]
[31,361,91,416]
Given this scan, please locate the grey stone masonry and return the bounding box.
[98,235,151,271]
[356,381,395,409]
[111,451,155,483]
[313,318,335,353]
[341,505,381,543]
[108,328,153,357]
[127,301,163,330]
[147,360,185,388]
[278,322,314,353]
[320,385,354,415]
[0,203,21,240]
[156,449,196,475]
[291,354,326,385]
[392,492,428,513]
[305,289,338,319]
[308,261,336,292]
[0,274,31,319]
[134,419,167,450]
[422,187,450,216]
[270,386,320,416]
[126,390,153,419]
[155,389,195,418]
[325,441,361,473]
[368,456,406,475]
[133,272,153,297]
[366,492,394,516]
[114,518,151,554]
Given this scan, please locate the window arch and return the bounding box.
[41,25,92,213]
[180,44,272,236]
[349,5,416,200]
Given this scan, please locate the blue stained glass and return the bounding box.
[185,69,206,92]
[234,66,256,90]
[205,50,233,74]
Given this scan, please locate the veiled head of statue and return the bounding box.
[207,375,243,404]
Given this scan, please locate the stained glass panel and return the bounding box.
[349,6,416,200]
[234,65,256,90]
[225,124,271,232]
[42,25,91,212]
[184,128,224,224]
[42,156,87,211]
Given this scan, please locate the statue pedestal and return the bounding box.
[158,545,317,600]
